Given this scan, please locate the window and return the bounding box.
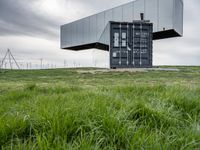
[122,32,126,39]
[114,32,119,47]
[113,52,117,57]
[122,40,126,47]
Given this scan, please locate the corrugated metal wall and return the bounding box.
[109,21,153,68]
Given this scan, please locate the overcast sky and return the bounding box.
[0,0,199,69]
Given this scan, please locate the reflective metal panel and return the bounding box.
[77,20,83,45]
[89,15,97,43]
[83,18,90,45]
[159,0,173,30]
[105,9,113,26]
[71,22,76,46]
[98,23,110,45]
[134,0,145,20]
[66,24,71,47]
[97,12,105,40]
[173,0,183,35]
[69,24,73,46]
[145,0,158,32]
[122,2,133,22]
[112,6,123,22]
[60,26,66,44]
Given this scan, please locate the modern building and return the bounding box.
[60,0,183,68]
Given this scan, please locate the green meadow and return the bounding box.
[0,67,200,149]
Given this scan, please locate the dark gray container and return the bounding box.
[110,21,153,68]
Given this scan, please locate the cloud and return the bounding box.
[0,0,59,40]
[0,0,134,39]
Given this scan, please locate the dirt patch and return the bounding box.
[76,68,180,74]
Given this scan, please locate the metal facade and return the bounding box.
[61,0,183,50]
[110,21,153,68]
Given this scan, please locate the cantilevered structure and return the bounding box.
[61,0,183,51]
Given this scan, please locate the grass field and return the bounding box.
[0,66,200,149]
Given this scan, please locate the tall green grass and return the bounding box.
[0,67,200,149]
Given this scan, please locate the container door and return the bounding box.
[120,26,129,67]
[111,25,121,67]
[110,23,133,68]
[132,23,153,68]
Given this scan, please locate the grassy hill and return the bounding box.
[0,67,200,149]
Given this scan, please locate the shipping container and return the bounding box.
[110,21,153,68]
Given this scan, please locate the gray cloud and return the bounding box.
[0,0,59,40]
[0,0,134,40]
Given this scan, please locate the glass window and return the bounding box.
[122,40,126,47]
[113,52,117,57]
[114,32,119,47]
[122,32,126,39]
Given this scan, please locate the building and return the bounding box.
[60,0,183,68]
